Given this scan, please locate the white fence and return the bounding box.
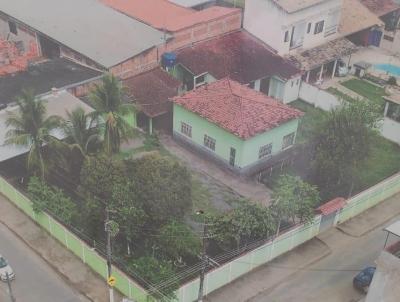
[299,82,340,111]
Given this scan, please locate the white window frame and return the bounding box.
[194,72,207,88]
[259,143,273,159]
[203,134,216,151]
[314,20,325,35]
[282,132,295,150]
[180,122,192,138]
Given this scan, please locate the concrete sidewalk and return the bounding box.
[0,194,123,302]
[206,238,331,302]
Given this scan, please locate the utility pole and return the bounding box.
[6,272,16,302]
[197,210,208,302]
[105,208,114,302]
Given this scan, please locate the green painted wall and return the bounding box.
[173,104,299,168]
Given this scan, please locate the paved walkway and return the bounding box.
[0,194,123,302]
[161,135,271,205]
[208,192,400,302]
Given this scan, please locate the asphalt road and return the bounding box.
[249,215,400,302]
[0,223,87,302]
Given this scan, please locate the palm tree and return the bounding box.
[5,90,61,179]
[61,106,100,157]
[89,74,135,154]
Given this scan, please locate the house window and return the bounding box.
[181,122,192,138]
[282,132,295,149]
[195,74,206,87]
[284,30,289,42]
[307,23,312,34]
[314,21,325,34]
[259,143,273,159]
[291,81,294,87]
[8,21,17,35]
[249,81,255,89]
[204,134,216,151]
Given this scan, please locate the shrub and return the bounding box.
[388,76,397,86]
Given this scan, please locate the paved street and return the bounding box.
[0,223,88,302]
[249,216,399,302]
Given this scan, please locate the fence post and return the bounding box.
[82,242,86,263]
[48,215,53,235]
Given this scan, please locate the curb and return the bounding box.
[0,198,97,302]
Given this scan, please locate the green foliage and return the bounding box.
[110,181,147,242]
[158,220,201,259]
[209,200,275,249]
[80,155,125,199]
[388,76,397,86]
[27,177,77,224]
[128,256,178,301]
[341,79,387,105]
[271,175,320,225]
[5,90,62,179]
[312,101,382,198]
[126,154,192,225]
[144,134,161,150]
[89,74,135,154]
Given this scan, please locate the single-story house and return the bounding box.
[171,78,303,175]
[123,68,182,134]
[382,94,400,145]
[172,30,302,103]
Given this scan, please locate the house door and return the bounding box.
[260,78,271,95]
[229,148,236,167]
[39,34,60,59]
[368,30,382,47]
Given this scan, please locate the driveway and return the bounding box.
[161,135,271,205]
[0,222,88,302]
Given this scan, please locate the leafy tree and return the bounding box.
[271,175,320,236]
[126,154,192,225]
[27,176,77,224]
[5,90,62,179]
[80,155,125,200]
[312,100,382,198]
[209,200,275,249]
[110,181,147,255]
[89,74,135,154]
[157,220,201,260]
[129,256,178,301]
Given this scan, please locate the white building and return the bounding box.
[244,0,342,55]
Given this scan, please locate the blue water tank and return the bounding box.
[162,52,177,68]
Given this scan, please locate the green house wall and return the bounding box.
[173,104,300,168]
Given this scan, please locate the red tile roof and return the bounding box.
[172,78,303,139]
[100,0,239,32]
[317,198,347,216]
[176,31,300,84]
[360,0,400,17]
[124,68,181,118]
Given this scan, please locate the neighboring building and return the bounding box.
[0,0,166,79]
[244,0,343,55]
[123,68,182,134]
[100,0,242,52]
[173,30,301,103]
[0,38,39,75]
[0,90,94,162]
[171,78,303,175]
[381,94,400,145]
[168,0,245,10]
[0,58,102,104]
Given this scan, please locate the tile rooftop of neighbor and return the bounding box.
[0,58,102,104]
[339,0,384,37]
[101,0,239,31]
[172,78,303,140]
[123,68,181,118]
[360,0,400,17]
[0,0,166,68]
[271,0,329,13]
[177,30,300,83]
[316,197,346,215]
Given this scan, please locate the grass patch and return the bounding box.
[289,99,326,144]
[357,134,400,190]
[326,87,357,103]
[341,79,387,104]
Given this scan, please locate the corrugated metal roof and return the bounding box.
[0,0,166,68]
[272,0,329,13]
